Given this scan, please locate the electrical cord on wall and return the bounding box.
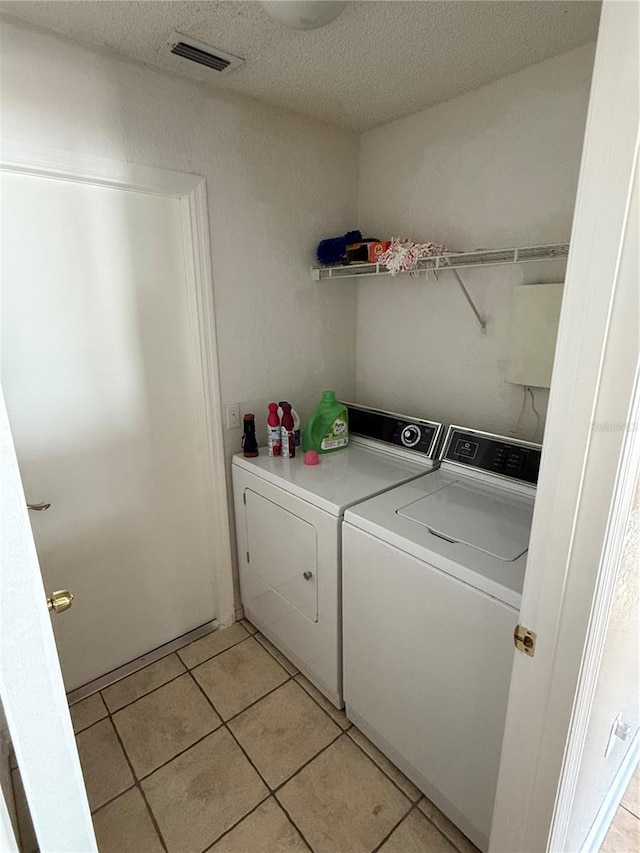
[527,386,541,439]
[515,386,528,436]
[515,385,541,441]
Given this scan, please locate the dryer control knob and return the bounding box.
[401,424,421,447]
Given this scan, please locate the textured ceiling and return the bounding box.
[0,0,601,131]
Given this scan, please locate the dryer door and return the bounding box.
[244,489,318,622]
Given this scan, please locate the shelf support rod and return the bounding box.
[449,269,486,332]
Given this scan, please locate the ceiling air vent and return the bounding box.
[167,33,245,74]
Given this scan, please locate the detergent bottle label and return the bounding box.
[267,425,281,457]
[320,415,348,451]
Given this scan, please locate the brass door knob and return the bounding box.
[47,590,73,614]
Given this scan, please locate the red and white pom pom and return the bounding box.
[378,238,447,275]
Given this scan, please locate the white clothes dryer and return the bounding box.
[342,425,542,851]
[232,404,443,708]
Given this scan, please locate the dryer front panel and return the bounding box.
[244,489,318,622]
[232,464,342,707]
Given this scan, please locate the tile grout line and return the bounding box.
[90,631,253,717]
[190,624,420,847]
[234,719,333,853]
[270,796,314,853]
[266,729,413,853]
[69,695,109,735]
[184,669,298,853]
[67,624,251,713]
[76,639,291,786]
[73,623,338,736]
[179,630,253,672]
[185,664,323,853]
[196,666,294,727]
[83,702,225,786]
[371,801,420,853]
[620,802,640,820]
[418,807,477,853]
[427,805,478,853]
[129,725,224,782]
[103,670,187,716]
[96,696,170,853]
[187,634,380,853]
[267,729,347,853]
[271,730,345,797]
[68,626,325,853]
[234,660,415,806]
[372,800,470,853]
[248,630,469,851]
[256,634,474,851]
[72,622,455,853]
[249,630,297,671]
[65,623,220,705]
[10,768,34,853]
[198,792,273,853]
[293,673,353,731]
[88,781,137,819]
[186,666,282,793]
[212,629,352,743]
[344,729,420,806]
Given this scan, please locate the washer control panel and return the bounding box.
[347,404,442,459]
[442,426,541,485]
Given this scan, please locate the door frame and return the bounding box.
[490,1,639,850]
[0,142,236,629]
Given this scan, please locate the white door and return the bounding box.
[1,170,217,690]
[490,1,639,850]
[0,389,96,851]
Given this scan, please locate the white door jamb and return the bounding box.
[490,2,640,850]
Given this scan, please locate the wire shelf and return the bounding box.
[311,242,569,281]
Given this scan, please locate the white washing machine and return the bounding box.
[232,404,443,708]
[343,425,542,851]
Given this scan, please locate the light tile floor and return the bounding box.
[12,621,481,852]
[600,763,640,853]
[10,620,623,852]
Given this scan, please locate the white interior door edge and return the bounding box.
[491,2,640,850]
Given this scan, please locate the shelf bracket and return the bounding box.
[449,268,486,333]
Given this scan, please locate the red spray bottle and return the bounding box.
[267,402,281,457]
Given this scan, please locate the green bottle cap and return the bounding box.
[322,390,337,404]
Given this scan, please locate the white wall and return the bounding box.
[356,44,596,442]
[0,17,358,607]
[0,16,358,444]
[0,19,598,617]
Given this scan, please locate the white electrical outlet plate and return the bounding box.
[226,404,240,430]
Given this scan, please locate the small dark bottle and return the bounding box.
[242,414,259,457]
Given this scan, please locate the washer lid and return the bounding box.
[397,480,534,562]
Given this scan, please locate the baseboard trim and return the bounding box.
[66,620,219,705]
[581,729,640,853]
